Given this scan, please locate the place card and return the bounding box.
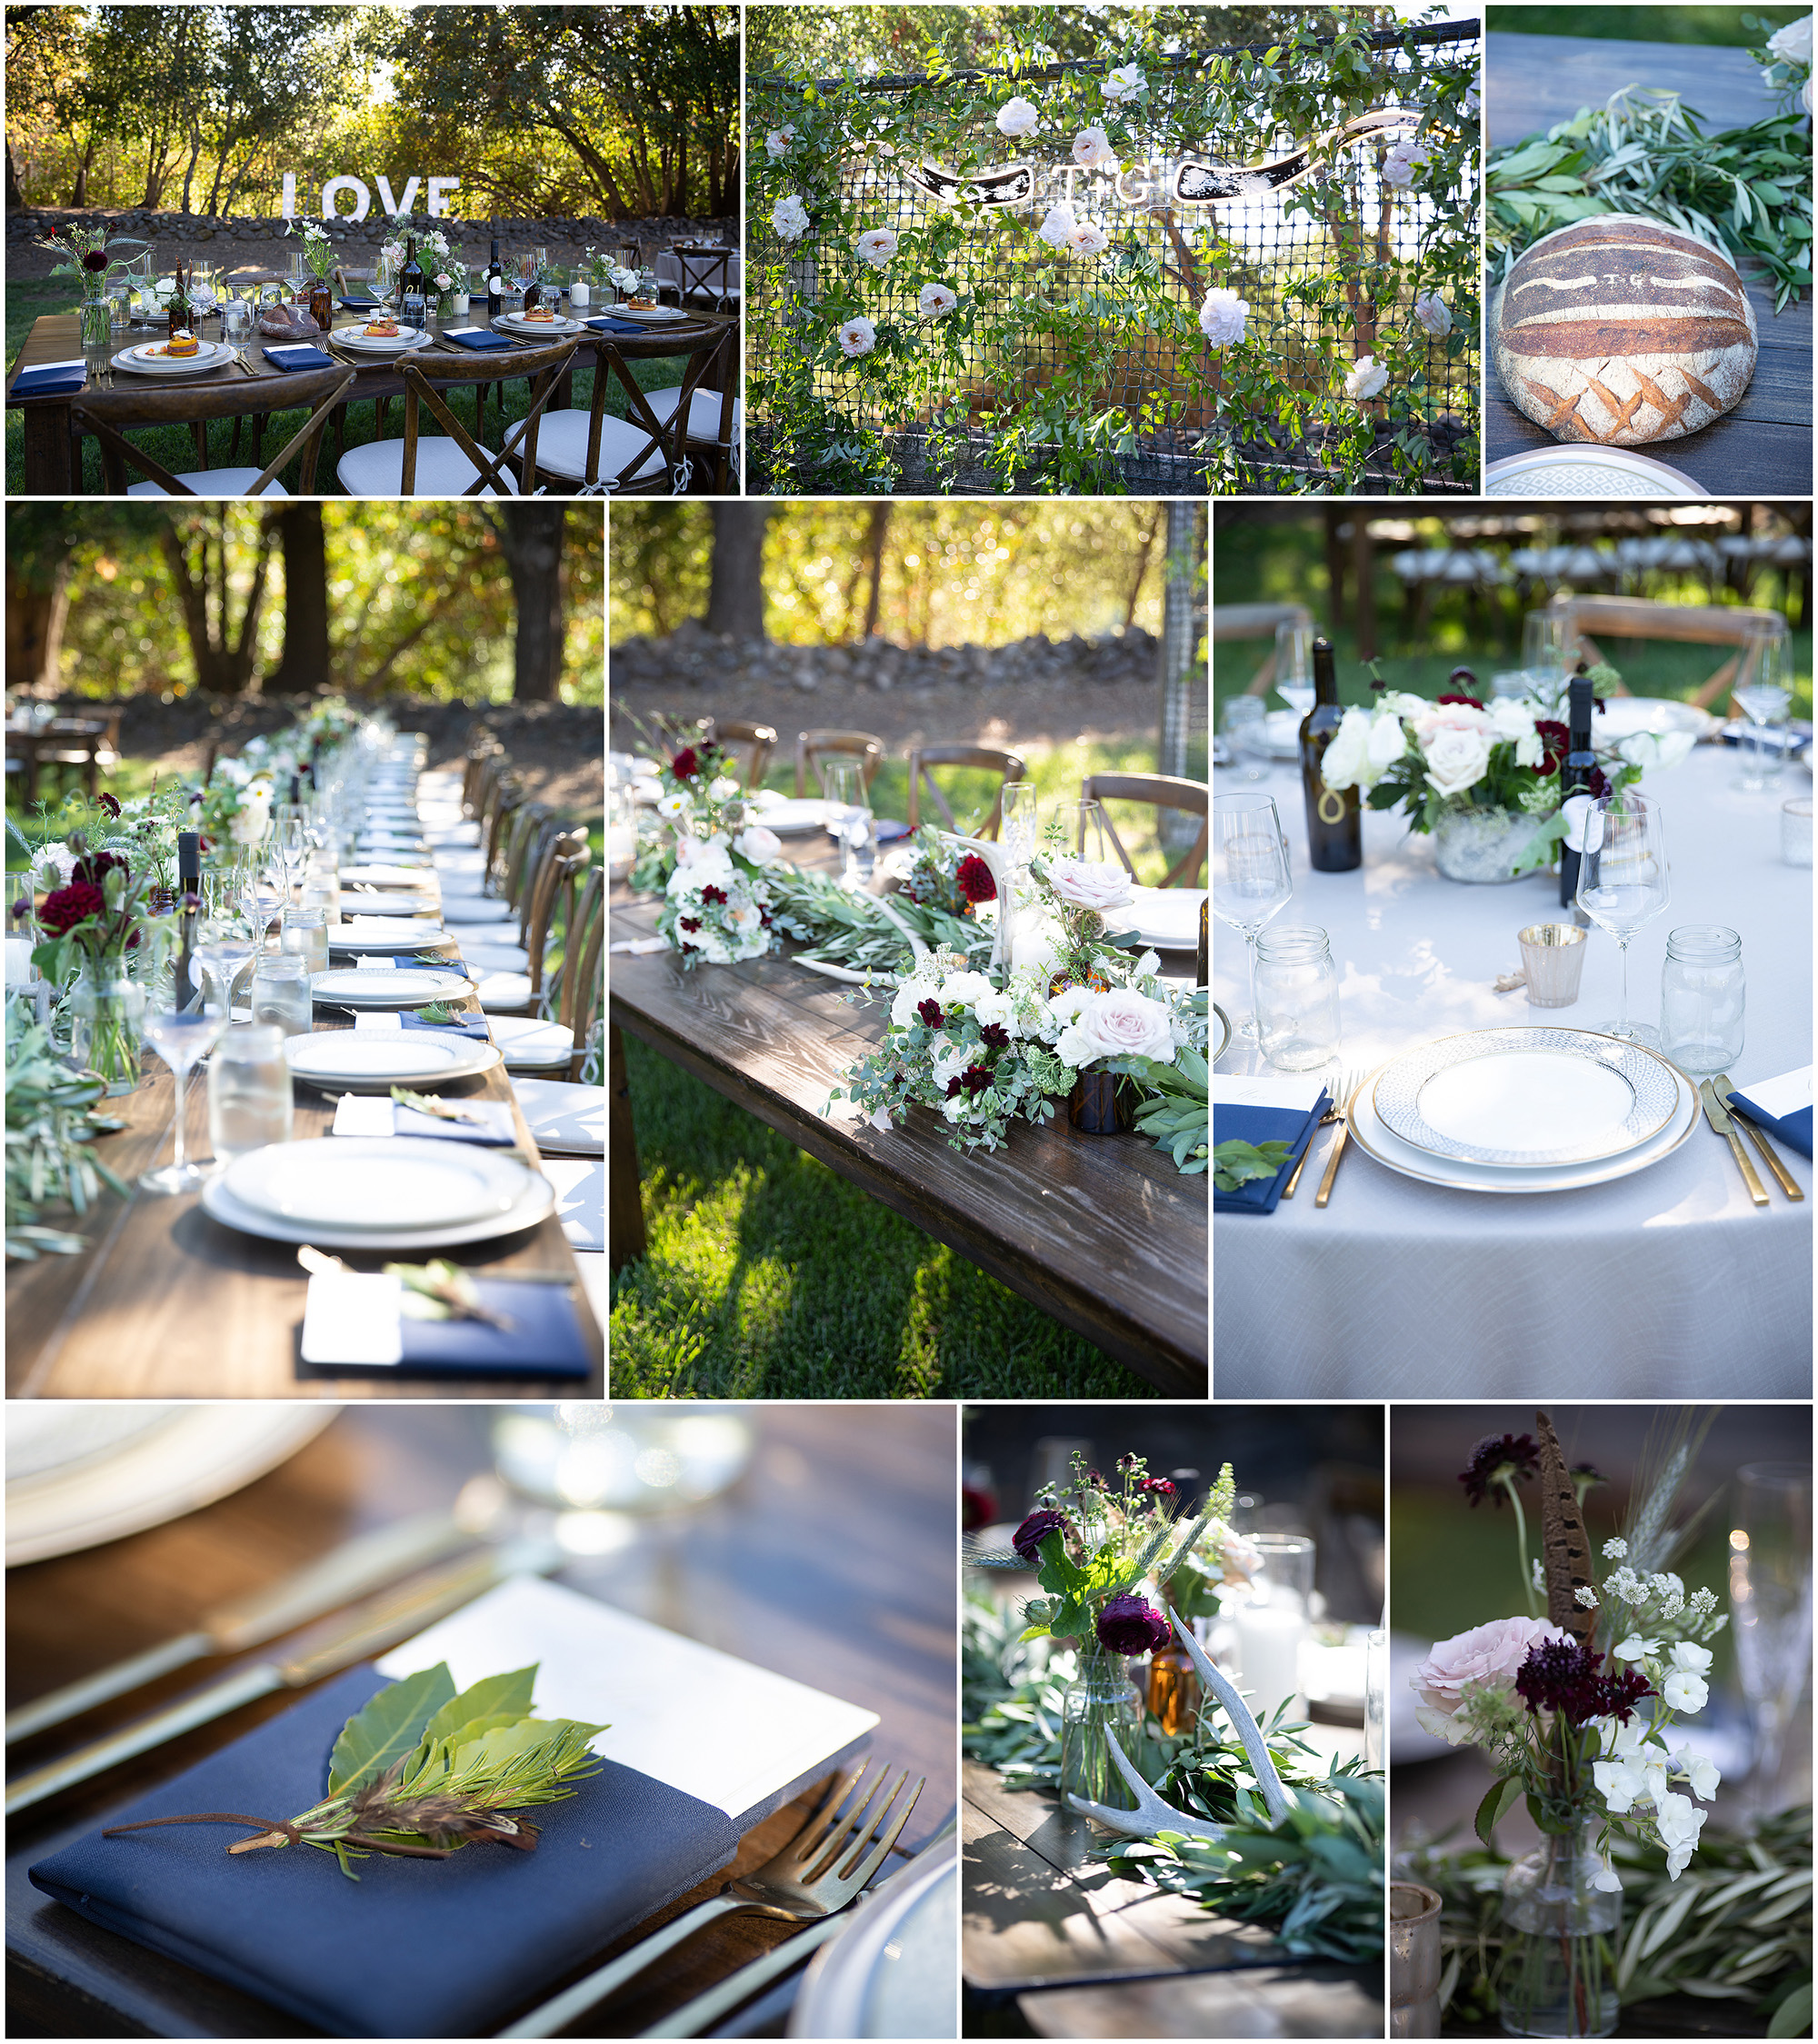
[1211,1072,1328,1112]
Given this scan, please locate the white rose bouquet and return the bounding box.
[631,736,782,969]
[1753,14,1813,113]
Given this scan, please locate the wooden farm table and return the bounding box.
[6,874,604,1400]
[4,721,106,806]
[962,1748,1378,2038]
[1484,33,1813,495]
[6,1403,957,2038]
[6,306,735,494]
[609,843,1209,1392]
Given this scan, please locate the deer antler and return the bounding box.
[1165,1610,1294,1823]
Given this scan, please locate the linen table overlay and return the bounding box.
[1213,743,1813,1393]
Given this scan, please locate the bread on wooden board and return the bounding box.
[1493,215,1757,446]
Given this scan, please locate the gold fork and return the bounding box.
[1284,1067,1355,1201]
[1315,1070,1367,1208]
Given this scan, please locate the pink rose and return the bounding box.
[1413,1616,1570,1740]
[1065,988,1176,1066]
[1047,856,1134,912]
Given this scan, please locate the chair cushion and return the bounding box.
[510,1079,605,1157]
[127,470,291,499]
[337,435,517,498]
[436,898,514,922]
[523,410,667,486]
[474,969,534,1012]
[643,386,741,446]
[540,1158,604,1252]
[491,1016,575,1069]
[459,942,531,973]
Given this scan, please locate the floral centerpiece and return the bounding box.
[1319,663,1693,882]
[195,754,275,850]
[1413,1413,1727,2039]
[35,223,127,348]
[380,212,454,301]
[284,216,336,284]
[634,741,783,968]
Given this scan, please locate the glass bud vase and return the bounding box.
[68,958,146,1096]
[1497,1818,1621,2039]
[1068,1069,1133,1135]
[80,297,112,348]
[1059,1642,1144,1823]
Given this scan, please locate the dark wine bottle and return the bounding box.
[175,830,200,1009]
[1194,896,1208,988]
[487,236,503,319]
[1299,634,1362,872]
[1558,667,1596,908]
[167,262,190,340]
[398,234,427,333]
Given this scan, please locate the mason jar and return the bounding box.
[1254,924,1342,1072]
[1659,925,1743,1076]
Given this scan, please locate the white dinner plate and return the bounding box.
[1373,1028,1681,1167]
[331,892,439,917]
[1110,885,1206,951]
[285,1032,501,1092]
[1347,1051,1698,1195]
[224,1137,528,1231]
[341,863,433,884]
[613,304,687,323]
[753,797,841,833]
[331,324,429,354]
[1591,698,1718,741]
[790,1843,958,2039]
[313,966,474,1006]
[493,310,584,335]
[328,921,450,952]
[111,339,234,378]
[202,1145,554,1251]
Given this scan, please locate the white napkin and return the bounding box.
[609,937,669,956]
[1211,1073,1328,1112]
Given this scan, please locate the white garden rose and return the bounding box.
[766,125,795,158]
[918,282,958,317]
[1066,219,1111,256]
[1769,15,1813,65]
[1413,292,1453,336]
[1367,707,1411,776]
[771,194,811,242]
[837,315,877,358]
[1036,200,1077,247]
[1345,355,1388,401]
[1046,856,1134,912]
[891,973,943,1029]
[1804,74,1813,113]
[1423,725,1493,798]
[1102,63,1146,102]
[1067,988,1177,1066]
[995,95,1040,137]
[708,775,740,800]
[936,970,997,1011]
[1616,729,1695,775]
[972,985,1017,1031]
[1199,287,1248,347]
[1320,705,1375,793]
[1072,125,1118,168]
[733,824,783,865]
[854,228,898,268]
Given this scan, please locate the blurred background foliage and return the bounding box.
[5,3,738,221]
[1485,6,1809,44]
[748,4,1221,78]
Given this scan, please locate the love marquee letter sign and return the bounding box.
[281,174,462,221]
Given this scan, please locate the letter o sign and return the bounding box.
[321,176,371,223]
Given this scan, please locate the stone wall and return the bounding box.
[10,207,735,257]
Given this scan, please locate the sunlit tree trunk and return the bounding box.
[5,553,71,695]
[704,505,769,640]
[266,504,329,694]
[495,504,566,702]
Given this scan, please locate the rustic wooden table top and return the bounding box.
[609,837,1209,1392]
[5,1404,958,2039]
[1484,33,1813,495]
[962,1745,1378,2036]
[6,860,603,1400]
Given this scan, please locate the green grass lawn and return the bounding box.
[608,1032,1163,1400]
[1485,6,1808,45]
[6,279,683,494]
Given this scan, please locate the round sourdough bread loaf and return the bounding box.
[1494,215,1757,445]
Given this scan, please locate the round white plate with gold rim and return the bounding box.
[313,966,474,1007]
[1348,1048,1697,1194]
[1373,1027,1681,1167]
[203,1141,553,1251]
[284,1032,501,1092]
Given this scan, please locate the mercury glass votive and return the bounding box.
[1391,1881,1443,2038]
[1516,922,1588,1008]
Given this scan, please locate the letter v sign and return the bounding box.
[376,175,422,216]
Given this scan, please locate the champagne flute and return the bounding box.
[1275,621,1315,720]
[1574,792,1669,1043]
[138,1001,227,1193]
[1731,1462,1813,1810]
[1523,609,1570,708]
[1213,791,1293,1042]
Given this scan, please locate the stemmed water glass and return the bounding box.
[1733,628,1792,792]
[1213,791,1293,1042]
[1070,798,1112,864]
[272,804,310,901]
[1574,792,1669,1043]
[821,761,874,889]
[1523,609,1572,711]
[1730,1461,1813,1810]
[1274,621,1315,721]
[138,1000,227,1194]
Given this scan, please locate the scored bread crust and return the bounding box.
[1493,216,1757,446]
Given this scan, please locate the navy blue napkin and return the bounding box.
[29,1663,734,2036]
[401,1010,492,1038]
[262,344,335,372]
[441,327,516,351]
[394,1099,516,1146]
[1724,1086,1813,1160]
[11,360,87,397]
[394,1277,593,1374]
[586,316,654,336]
[1214,1095,1330,1215]
[339,294,381,310]
[393,953,468,974]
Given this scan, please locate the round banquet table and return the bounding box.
[1212,739,1813,1396]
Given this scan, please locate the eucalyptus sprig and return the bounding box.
[1214,1136,1290,1192]
[104,1664,604,1880]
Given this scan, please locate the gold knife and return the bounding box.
[5,1534,563,1815]
[1713,1074,1804,1201]
[1698,1081,1770,1207]
[1314,1078,1360,1208]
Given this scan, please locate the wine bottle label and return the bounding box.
[1317,788,1348,825]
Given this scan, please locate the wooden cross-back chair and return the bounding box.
[1546,595,1792,713]
[518,831,592,1007]
[511,326,732,495]
[702,719,777,790]
[1079,773,1210,887]
[905,743,1027,839]
[339,337,577,497]
[462,733,504,813]
[795,729,884,797]
[72,364,355,497]
[555,866,605,1081]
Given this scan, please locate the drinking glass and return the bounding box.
[1213,792,1293,1042]
[250,952,313,1037]
[1274,621,1315,719]
[1222,696,1270,783]
[222,297,253,365]
[207,1022,294,1167]
[281,905,329,979]
[1070,798,1111,865]
[1364,1630,1388,1773]
[1574,792,1669,1043]
[1523,609,1570,705]
[1783,798,1813,869]
[822,760,874,890]
[1731,1462,1813,1810]
[272,804,310,900]
[1001,781,1040,864]
[1733,629,1792,792]
[1254,924,1342,1072]
[1234,1533,1315,1724]
[7,872,38,942]
[193,935,255,1018]
[1659,924,1744,1075]
[138,1002,227,1193]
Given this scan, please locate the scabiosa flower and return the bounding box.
[1534,719,1570,775]
[1012,1508,1068,1564]
[37,880,106,936]
[1096,1591,1171,1656]
[1458,1431,1539,1506]
[837,315,876,358]
[97,792,122,816]
[915,998,945,1029]
[955,853,996,903]
[1516,1640,1656,1725]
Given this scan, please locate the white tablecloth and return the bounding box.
[1213,743,1813,1395]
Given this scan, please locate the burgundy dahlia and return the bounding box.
[671,746,701,781]
[83,248,109,274]
[1458,1431,1539,1508]
[37,880,106,936]
[1095,1592,1172,1658]
[1012,1509,1067,1565]
[1437,692,1485,710]
[955,853,996,904]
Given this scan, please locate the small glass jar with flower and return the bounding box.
[35,224,127,353]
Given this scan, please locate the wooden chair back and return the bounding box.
[1079,772,1210,887]
[1547,595,1792,712]
[515,326,731,495]
[905,743,1027,838]
[71,364,355,497]
[521,831,590,999]
[1214,601,1314,698]
[558,866,605,1080]
[706,720,777,789]
[393,337,577,497]
[462,733,503,813]
[795,729,884,798]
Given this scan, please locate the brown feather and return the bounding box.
[1536,1411,1595,1648]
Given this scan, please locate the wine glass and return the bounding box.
[1069,798,1112,865]
[822,761,874,890]
[271,805,310,902]
[1002,781,1040,865]
[1731,1462,1813,1810]
[1733,628,1792,792]
[1574,792,1669,1043]
[1222,697,1270,783]
[1275,621,1315,721]
[1523,608,1570,705]
[1213,791,1294,1042]
[138,1000,227,1194]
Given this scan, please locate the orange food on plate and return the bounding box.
[521,307,555,323]
[626,297,655,310]
[364,318,401,337]
[165,331,200,357]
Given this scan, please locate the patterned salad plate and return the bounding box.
[1372,1027,1682,1168]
